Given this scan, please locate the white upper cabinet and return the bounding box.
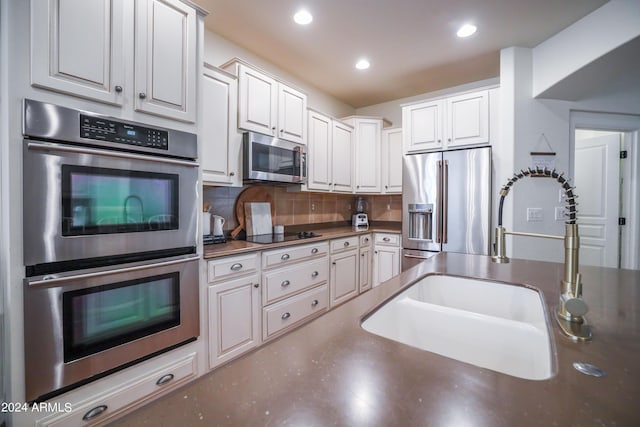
[31,0,126,105]
[403,89,492,153]
[402,100,443,152]
[343,117,382,193]
[306,110,353,193]
[135,0,197,122]
[200,64,242,186]
[31,0,201,123]
[446,90,489,148]
[382,127,403,194]
[231,62,307,144]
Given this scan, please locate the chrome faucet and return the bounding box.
[492,167,592,342]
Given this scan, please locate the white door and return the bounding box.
[574,133,620,268]
[402,100,443,153]
[238,65,278,136]
[330,251,359,306]
[354,119,381,193]
[373,246,400,287]
[382,128,403,193]
[208,275,261,369]
[446,90,489,148]
[31,0,125,105]
[358,246,372,293]
[307,111,332,191]
[331,121,354,193]
[278,85,307,144]
[200,66,240,186]
[135,0,197,122]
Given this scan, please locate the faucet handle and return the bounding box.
[564,296,588,318]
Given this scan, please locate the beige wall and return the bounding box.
[203,31,355,118]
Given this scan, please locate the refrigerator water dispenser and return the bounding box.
[408,203,433,241]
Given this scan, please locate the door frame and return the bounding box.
[570,111,640,269]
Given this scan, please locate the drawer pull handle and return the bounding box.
[311,248,318,254]
[344,241,350,247]
[281,254,290,261]
[281,312,291,320]
[383,237,391,242]
[361,253,365,257]
[230,263,243,271]
[281,280,291,287]
[311,271,319,278]
[83,405,108,421]
[254,283,260,288]
[156,373,174,386]
[311,299,319,306]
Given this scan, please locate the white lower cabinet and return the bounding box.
[329,236,359,306]
[358,234,373,293]
[36,352,197,426]
[373,233,401,287]
[261,244,329,341]
[206,253,261,369]
[208,274,261,368]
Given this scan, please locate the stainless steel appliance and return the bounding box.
[402,147,491,270]
[352,213,369,231]
[21,99,200,402]
[243,131,306,184]
[22,99,198,276]
[24,256,199,402]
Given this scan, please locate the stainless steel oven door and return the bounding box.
[23,140,198,274]
[23,256,200,403]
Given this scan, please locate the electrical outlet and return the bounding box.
[311,203,315,211]
[555,207,566,221]
[387,204,391,210]
[558,189,566,203]
[526,208,543,222]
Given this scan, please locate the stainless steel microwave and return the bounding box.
[243,131,306,184]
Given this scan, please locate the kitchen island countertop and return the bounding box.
[114,253,640,426]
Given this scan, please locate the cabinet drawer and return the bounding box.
[375,233,400,246]
[263,284,328,340]
[359,234,372,247]
[262,241,329,269]
[39,353,197,426]
[330,236,359,253]
[263,259,329,305]
[208,253,259,283]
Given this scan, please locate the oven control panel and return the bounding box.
[80,114,169,150]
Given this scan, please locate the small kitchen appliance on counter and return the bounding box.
[352,196,369,230]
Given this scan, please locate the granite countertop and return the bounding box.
[203,223,402,259]
[115,253,640,426]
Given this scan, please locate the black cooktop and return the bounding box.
[245,231,322,244]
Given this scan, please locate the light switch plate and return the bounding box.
[555,207,566,221]
[527,207,543,222]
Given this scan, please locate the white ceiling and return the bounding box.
[193,0,608,108]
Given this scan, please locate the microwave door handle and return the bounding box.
[26,141,198,167]
[26,255,201,287]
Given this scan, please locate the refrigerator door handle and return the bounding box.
[436,160,443,243]
[442,160,449,243]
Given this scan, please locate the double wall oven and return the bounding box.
[22,99,200,402]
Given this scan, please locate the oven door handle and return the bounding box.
[27,255,201,287]
[27,141,199,167]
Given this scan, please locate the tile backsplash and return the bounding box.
[203,185,401,234]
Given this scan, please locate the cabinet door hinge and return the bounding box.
[620,150,628,159]
[619,217,626,226]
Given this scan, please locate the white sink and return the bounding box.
[361,275,553,380]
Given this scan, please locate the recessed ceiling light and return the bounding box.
[456,23,477,38]
[293,10,313,25]
[355,59,370,70]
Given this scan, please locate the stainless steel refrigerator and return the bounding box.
[402,147,491,270]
